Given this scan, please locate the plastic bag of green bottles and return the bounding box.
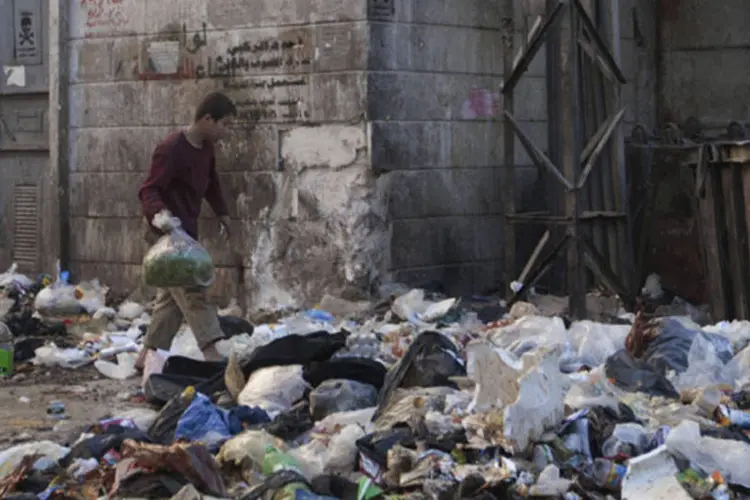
[142,211,215,288]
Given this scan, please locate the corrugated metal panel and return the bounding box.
[12,184,39,272]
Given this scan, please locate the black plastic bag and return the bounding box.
[219,315,254,339]
[163,356,226,379]
[166,331,348,417]
[642,318,732,375]
[356,426,416,467]
[585,404,640,457]
[265,401,314,441]
[241,331,348,378]
[303,358,387,390]
[60,426,152,467]
[373,331,465,420]
[144,373,207,406]
[605,349,680,398]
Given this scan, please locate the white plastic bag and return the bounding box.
[77,280,107,314]
[117,301,145,321]
[32,343,89,368]
[0,263,33,289]
[237,365,308,418]
[569,321,629,367]
[34,286,81,316]
[94,352,138,380]
[487,316,569,358]
[666,420,750,488]
[216,430,278,467]
[0,441,70,480]
[168,327,204,360]
[391,289,456,324]
[142,211,215,288]
[669,333,733,391]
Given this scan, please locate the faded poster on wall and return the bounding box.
[13,0,43,65]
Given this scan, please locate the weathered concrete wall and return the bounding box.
[370,1,549,296]
[64,0,659,308]
[66,0,387,310]
[659,0,750,127]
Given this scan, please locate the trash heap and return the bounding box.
[1,267,750,499]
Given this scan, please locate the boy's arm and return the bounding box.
[139,143,178,224]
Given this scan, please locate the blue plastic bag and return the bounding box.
[175,393,270,447]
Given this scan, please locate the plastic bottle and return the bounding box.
[591,458,626,491]
[262,446,312,500]
[717,405,750,429]
[532,444,555,470]
[0,321,13,376]
[262,445,303,476]
[601,435,635,457]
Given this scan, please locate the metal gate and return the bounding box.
[0,0,49,275]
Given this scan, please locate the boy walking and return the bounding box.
[136,92,237,369]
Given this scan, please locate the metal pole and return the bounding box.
[502,0,516,299]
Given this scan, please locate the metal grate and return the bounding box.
[12,184,39,272]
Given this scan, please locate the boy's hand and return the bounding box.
[219,215,232,240]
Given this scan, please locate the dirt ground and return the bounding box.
[0,364,144,448]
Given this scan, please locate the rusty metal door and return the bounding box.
[0,0,49,275]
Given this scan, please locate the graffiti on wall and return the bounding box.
[13,0,42,65]
[139,23,313,122]
[80,0,129,38]
[226,76,309,121]
[461,88,501,120]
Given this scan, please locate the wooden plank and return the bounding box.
[722,166,748,319]
[698,166,728,320]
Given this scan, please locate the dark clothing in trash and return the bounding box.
[241,331,348,378]
[641,318,732,375]
[60,426,152,467]
[585,404,640,458]
[189,331,349,399]
[144,373,207,406]
[120,439,228,497]
[605,350,680,398]
[163,356,226,379]
[6,310,66,339]
[265,401,314,441]
[218,314,254,339]
[374,331,466,420]
[606,318,733,398]
[356,426,416,468]
[303,358,387,390]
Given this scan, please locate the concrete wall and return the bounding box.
[659,0,750,128]
[62,0,659,308]
[66,0,387,310]
[370,0,549,296]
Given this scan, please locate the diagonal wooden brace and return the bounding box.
[578,108,625,189]
[572,0,627,84]
[504,110,574,191]
[501,0,567,95]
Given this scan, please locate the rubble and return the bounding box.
[2,263,750,499]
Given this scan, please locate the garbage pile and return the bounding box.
[2,266,750,499]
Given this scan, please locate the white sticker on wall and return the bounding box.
[3,65,26,87]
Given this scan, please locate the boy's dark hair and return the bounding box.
[194,92,237,122]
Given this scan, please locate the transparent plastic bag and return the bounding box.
[569,321,630,367]
[142,212,214,288]
[0,263,33,289]
[666,420,750,488]
[237,365,309,419]
[669,333,734,392]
